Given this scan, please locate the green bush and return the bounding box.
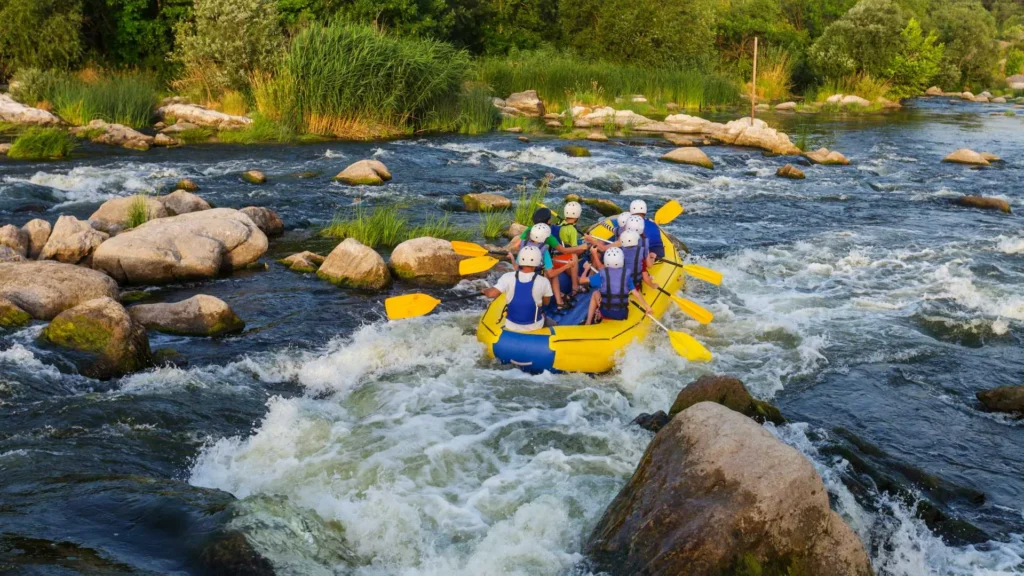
[284,22,470,137]
[9,68,65,106]
[172,0,284,97]
[0,0,83,77]
[808,0,907,81]
[8,127,75,160]
[1005,48,1024,76]
[49,71,160,128]
[930,0,999,89]
[513,175,550,226]
[886,19,944,98]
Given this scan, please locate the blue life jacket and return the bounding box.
[643,219,665,259]
[550,224,562,240]
[523,238,549,258]
[620,244,645,286]
[599,267,630,321]
[506,272,541,326]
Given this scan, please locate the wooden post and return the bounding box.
[750,37,758,124]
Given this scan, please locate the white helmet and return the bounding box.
[604,247,625,269]
[564,201,582,220]
[616,211,632,228]
[529,222,551,243]
[620,230,640,247]
[625,215,646,234]
[518,246,543,267]
[630,199,647,215]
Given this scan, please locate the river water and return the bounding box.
[1,98,1022,575]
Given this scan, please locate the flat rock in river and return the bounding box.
[0,94,62,126]
[318,238,390,290]
[953,196,1011,213]
[42,296,151,379]
[333,159,392,186]
[91,208,268,284]
[389,237,462,286]
[157,102,252,130]
[0,261,119,319]
[943,149,990,166]
[587,402,872,576]
[462,193,511,212]
[660,147,713,169]
[129,295,244,336]
[976,385,1024,414]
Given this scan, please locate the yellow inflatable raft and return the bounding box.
[476,218,685,374]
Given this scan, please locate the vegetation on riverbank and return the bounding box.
[7,127,75,160]
[11,69,159,128]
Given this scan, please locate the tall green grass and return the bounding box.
[284,22,470,138]
[421,83,501,134]
[513,175,551,226]
[8,128,75,160]
[217,115,296,144]
[50,71,160,128]
[322,204,473,247]
[126,194,151,228]
[476,50,740,110]
[480,210,511,239]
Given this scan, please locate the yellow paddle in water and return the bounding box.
[385,292,487,320]
[660,259,723,286]
[459,256,500,276]
[632,302,712,362]
[654,200,684,225]
[450,240,500,258]
[654,286,714,325]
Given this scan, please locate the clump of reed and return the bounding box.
[125,194,151,228]
[284,23,470,138]
[512,175,551,226]
[479,210,511,239]
[321,204,472,248]
[476,50,740,110]
[48,71,160,128]
[7,127,76,160]
[744,46,793,102]
[811,72,891,103]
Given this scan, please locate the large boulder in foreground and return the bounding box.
[661,147,713,169]
[318,239,390,290]
[943,149,990,166]
[41,296,151,379]
[89,196,170,234]
[587,402,872,576]
[976,385,1024,414]
[129,295,244,336]
[40,216,108,264]
[92,208,268,284]
[333,160,392,186]
[0,297,31,327]
[953,196,1011,213]
[388,237,461,286]
[669,374,784,424]
[0,261,119,319]
[22,219,51,259]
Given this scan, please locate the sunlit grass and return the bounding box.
[8,128,75,160]
[126,194,150,228]
[480,210,511,239]
[513,175,551,226]
[50,71,160,128]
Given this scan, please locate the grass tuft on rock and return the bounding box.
[126,195,151,229]
[8,128,76,160]
[322,205,473,248]
[480,210,510,239]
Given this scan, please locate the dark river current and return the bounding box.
[1,98,1022,575]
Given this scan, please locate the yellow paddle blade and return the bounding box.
[385,293,441,321]
[460,256,499,276]
[450,240,489,257]
[668,331,713,362]
[654,200,684,225]
[683,264,723,286]
[673,296,714,325]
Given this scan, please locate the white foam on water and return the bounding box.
[324,149,347,159]
[995,235,1024,255]
[0,343,61,380]
[4,164,179,206]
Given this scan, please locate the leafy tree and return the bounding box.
[80,0,192,74]
[0,0,83,77]
[716,0,809,61]
[886,18,944,96]
[559,0,718,68]
[779,0,857,38]
[808,0,908,80]
[1006,47,1024,76]
[172,0,285,94]
[928,0,998,88]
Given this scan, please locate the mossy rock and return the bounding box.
[241,170,266,184]
[42,297,151,379]
[316,269,391,290]
[582,198,622,217]
[669,374,785,425]
[0,298,31,328]
[559,145,591,157]
[152,348,188,368]
[175,178,200,192]
[120,290,153,303]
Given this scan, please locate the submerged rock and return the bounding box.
[0,224,29,257]
[559,145,591,157]
[805,147,851,165]
[333,159,392,186]
[0,94,62,126]
[89,196,170,233]
[504,90,546,117]
[318,238,391,290]
[587,402,872,576]
[775,101,797,111]
[279,251,325,273]
[631,411,670,433]
[198,531,275,576]
[241,170,266,185]
[159,190,211,215]
[42,296,151,379]
[40,215,108,264]
[0,261,119,319]
[389,237,462,286]
[583,198,623,217]
[661,147,713,169]
[176,179,200,192]
[239,207,284,237]
[22,219,51,258]
[129,295,244,336]
[943,148,990,166]
[92,208,268,284]
[0,297,31,327]
[777,164,806,179]
[463,193,511,212]
[953,196,1011,213]
[669,374,785,424]
[976,385,1024,414]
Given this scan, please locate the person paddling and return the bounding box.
[481,246,553,333]
[584,247,653,325]
[629,199,666,261]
